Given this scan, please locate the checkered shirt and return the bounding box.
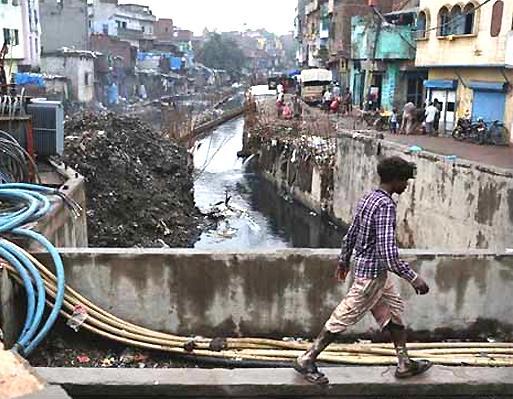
[339,189,417,283]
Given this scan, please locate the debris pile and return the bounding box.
[62,112,201,247]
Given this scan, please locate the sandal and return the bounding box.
[293,358,329,385]
[395,359,433,379]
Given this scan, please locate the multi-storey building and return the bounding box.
[0,0,25,74]
[415,0,513,136]
[20,0,41,70]
[39,0,89,53]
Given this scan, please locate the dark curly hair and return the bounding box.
[377,157,416,183]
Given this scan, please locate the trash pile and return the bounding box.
[61,112,201,247]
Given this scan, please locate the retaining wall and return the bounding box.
[334,131,513,250]
[2,249,511,342]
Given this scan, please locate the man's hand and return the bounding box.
[411,276,429,295]
[335,260,350,282]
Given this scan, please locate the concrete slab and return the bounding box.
[36,366,513,397]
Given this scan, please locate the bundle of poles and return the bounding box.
[2,252,513,364]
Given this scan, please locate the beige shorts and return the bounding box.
[325,273,404,334]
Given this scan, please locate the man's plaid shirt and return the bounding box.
[339,189,418,283]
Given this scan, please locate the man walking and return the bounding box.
[294,157,432,385]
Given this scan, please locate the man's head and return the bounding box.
[377,157,416,195]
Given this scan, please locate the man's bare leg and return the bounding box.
[385,322,432,378]
[293,328,337,384]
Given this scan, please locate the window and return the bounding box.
[3,28,19,45]
[12,0,19,5]
[102,24,108,34]
[463,3,475,34]
[35,37,38,54]
[416,10,428,38]
[450,5,465,35]
[122,21,127,29]
[141,26,145,32]
[1,0,8,4]
[490,0,504,37]
[438,7,450,36]
[84,72,90,86]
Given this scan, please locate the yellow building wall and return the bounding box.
[416,0,513,67]
[429,68,513,141]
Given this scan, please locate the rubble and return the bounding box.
[61,112,202,247]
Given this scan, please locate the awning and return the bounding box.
[468,81,507,92]
[423,79,458,90]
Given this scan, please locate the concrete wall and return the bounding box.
[5,249,507,341]
[333,131,513,251]
[32,163,88,250]
[253,136,336,220]
[40,0,89,53]
[41,54,95,103]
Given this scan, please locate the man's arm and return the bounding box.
[374,203,417,283]
[339,221,357,264]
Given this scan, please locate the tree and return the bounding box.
[196,33,247,79]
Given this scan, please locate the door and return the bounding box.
[430,89,456,133]
[472,90,506,123]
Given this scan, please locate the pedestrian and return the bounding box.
[293,157,432,385]
[282,103,293,119]
[323,89,332,110]
[276,95,284,118]
[332,82,341,98]
[342,88,352,115]
[330,96,341,113]
[400,102,416,135]
[277,82,284,97]
[424,102,438,135]
[390,108,398,134]
[433,99,441,134]
[292,94,302,119]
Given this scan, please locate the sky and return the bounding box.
[121,0,297,35]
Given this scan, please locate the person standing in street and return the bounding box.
[333,82,341,99]
[342,88,353,115]
[293,157,432,385]
[433,99,441,134]
[390,108,398,134]
[424,102,438,135]
[400,102,416,135]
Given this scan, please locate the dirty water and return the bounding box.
[192,117,344,249]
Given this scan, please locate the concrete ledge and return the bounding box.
[37,366,513,397]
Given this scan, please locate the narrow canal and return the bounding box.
[192,117,344,249]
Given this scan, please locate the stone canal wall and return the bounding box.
[248,134,338,222]
[247,121,513,251]
[334,131,513,250]
[0,249,511,342]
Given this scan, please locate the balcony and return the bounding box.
[118,27,155,42]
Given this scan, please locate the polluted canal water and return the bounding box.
[193,117,344,249]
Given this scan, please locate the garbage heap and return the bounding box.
[62,112,201,247]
